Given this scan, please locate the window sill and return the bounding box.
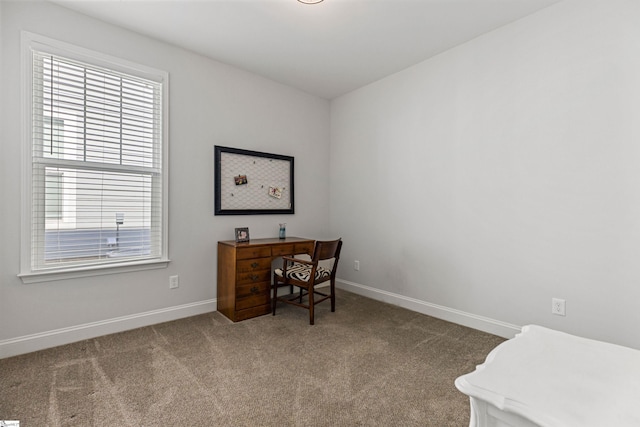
[18,258,170,284]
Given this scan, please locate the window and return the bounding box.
[44,171,63,219]
[20,33,169,282]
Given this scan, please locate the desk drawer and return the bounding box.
[237,257,271,273]
[237,246,271,260]
[236,269,271,285]
[235,304,271,321]
[272,244,294,257]
[295,242,314,255]
[236,282,270,310]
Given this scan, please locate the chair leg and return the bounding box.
[272,274,278,316]
[309,285,314,325]
[330,279,336,312]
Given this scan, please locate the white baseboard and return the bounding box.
[0,299,216,359]
[2,283,519,359]
[337,279,521,339]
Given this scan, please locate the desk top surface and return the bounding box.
[218,236,313,247]
[455,325,640,427]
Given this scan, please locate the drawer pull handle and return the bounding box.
[250,286,259,294]
[250,274,259,281]
[251,262,259,268]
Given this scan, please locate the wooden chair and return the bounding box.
[272,238,342,325]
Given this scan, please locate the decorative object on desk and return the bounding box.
[214,145,294,215]
[278,223,286,239]
[234,227,250,243]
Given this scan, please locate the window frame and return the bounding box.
[19,32,170,283]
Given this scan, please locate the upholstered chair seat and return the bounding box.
[274,263,331,282]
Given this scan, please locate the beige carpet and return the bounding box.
[0,289,504,426]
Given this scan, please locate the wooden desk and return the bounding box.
[217,237,315,322]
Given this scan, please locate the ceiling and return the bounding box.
[51,0,561,99]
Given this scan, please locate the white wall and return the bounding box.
[4,0,640,357]
[331,0,640,349]
[0,1,330,357]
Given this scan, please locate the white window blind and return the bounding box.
[24,38,168,277]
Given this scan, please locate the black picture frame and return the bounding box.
[214,146,295,215]
[234,227,250,243]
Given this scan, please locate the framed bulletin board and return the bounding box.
[214,145,294,215]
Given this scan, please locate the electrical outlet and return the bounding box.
[354,260,360,271]
[551,298,565,316]
[169,275,179,289]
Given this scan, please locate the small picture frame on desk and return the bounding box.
[234,227,250,243]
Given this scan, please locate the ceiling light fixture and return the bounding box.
[298,0,323,4]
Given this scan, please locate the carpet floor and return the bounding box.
[0,289,504,426]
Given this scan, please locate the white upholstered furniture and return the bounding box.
[455,325,640,427]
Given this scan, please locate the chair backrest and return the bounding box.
[311,239,342,265]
